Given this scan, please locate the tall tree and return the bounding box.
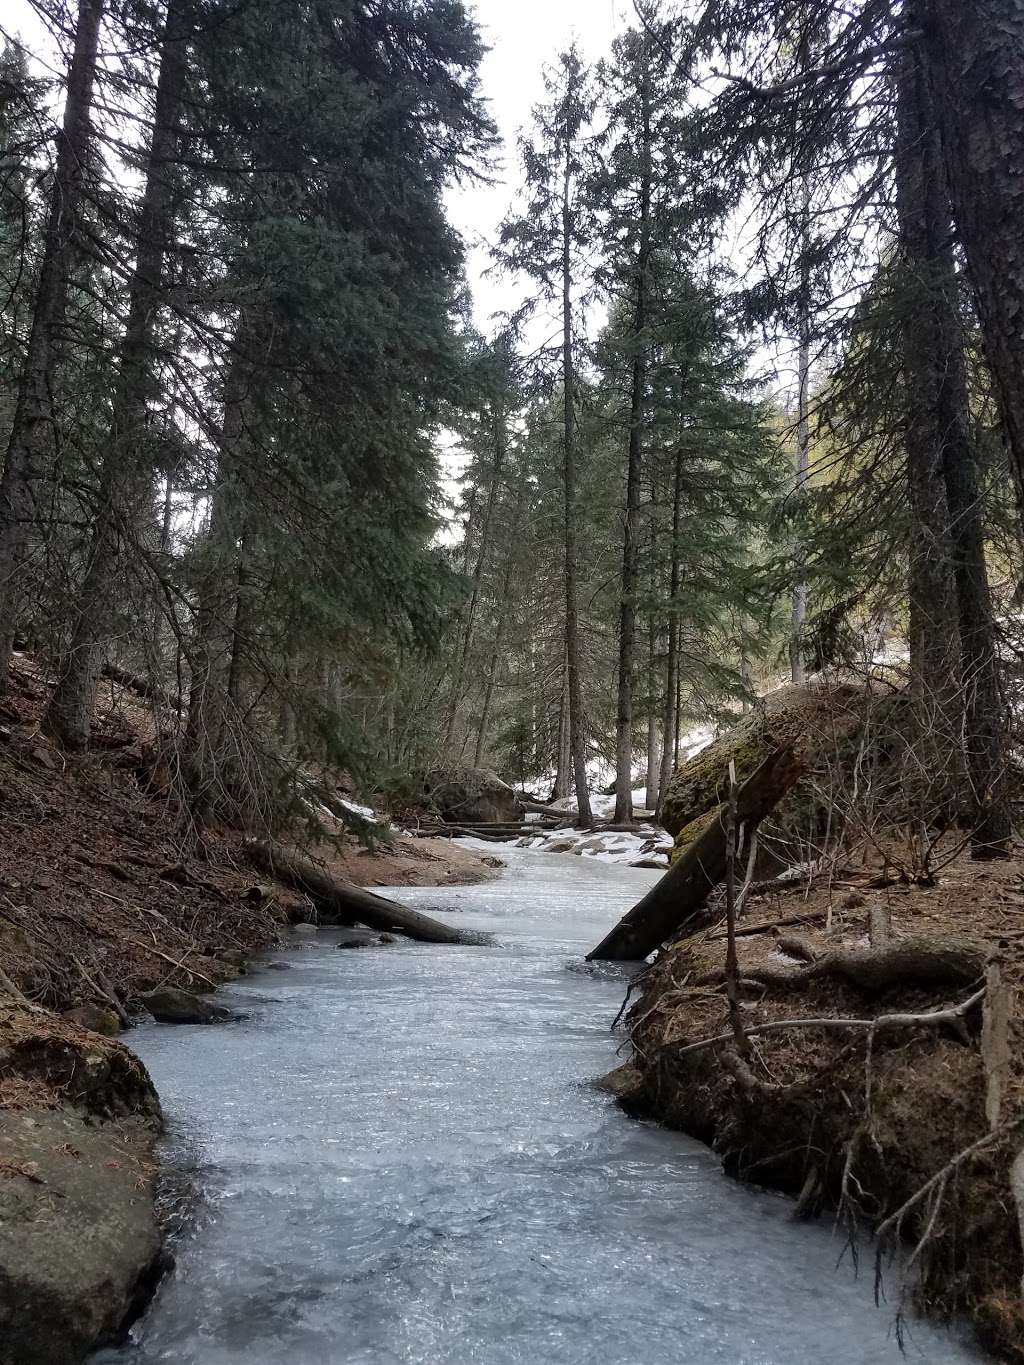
[923,0,1024,524]
[499,46,595,824]
[46,0,190,746]
[896,35,1010,856]
[0,0,103,692]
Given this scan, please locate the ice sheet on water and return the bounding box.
[94,848,982,1365]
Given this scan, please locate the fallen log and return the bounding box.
[586,747,805,962]
[245,840,482,945]
[102,662,183,711]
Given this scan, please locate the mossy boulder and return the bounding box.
[423,766,523,824]
[660,682,868,859]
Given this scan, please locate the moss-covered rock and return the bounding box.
[660,681,869,844]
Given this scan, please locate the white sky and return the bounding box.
[451,0,632,327]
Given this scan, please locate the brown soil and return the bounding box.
[317,834,502,888]
[0,662,498,1087]
[620,848,1024,1360]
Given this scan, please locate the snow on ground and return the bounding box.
[492,822,673,869]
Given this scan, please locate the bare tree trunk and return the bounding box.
[658,378,687,807]
[0,0,103,691]
[613,63,651,826]
[442,389,507,756]
[473,470,527,769]
[790,175,811,685]
[924,0,1024,523]
[551,664,571,799]
[645,622,660,811]
[561,132,592,826]
[183,345,249,820]
[897,39,1010,858]
[47,0,188,746]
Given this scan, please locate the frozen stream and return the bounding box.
[95,847,980,1364]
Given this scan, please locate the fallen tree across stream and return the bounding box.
[587,747,804,961]
[245,840,484,945]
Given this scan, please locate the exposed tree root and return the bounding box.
[700,935,985,995]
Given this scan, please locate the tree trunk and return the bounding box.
[613,63,652,825]
[790,174,811,685]
[897,39,1010,857]
[924,0,1024,523]
[473,470,527,769]
[657,378,687,807]
[645,622,660,812]
[0,0,103,691]
[183,347,249,821]
[443,388,507,756]
[551,663,571,800]
[47,0,188,747]
[561,128,592,826]
[245,840,480,945]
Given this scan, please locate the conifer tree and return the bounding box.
[499,46,596,823]
[0,0,103,692]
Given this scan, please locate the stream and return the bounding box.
[95,847,981,1364]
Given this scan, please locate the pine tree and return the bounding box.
[0,0,103,692]
[498,46,596,823]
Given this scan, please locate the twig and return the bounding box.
[670,986,986,1059]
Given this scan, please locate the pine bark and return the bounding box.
[896,41,1010,857]
[47,0,188,746]
[0,0,103,691]
[613,67,652,825]
[923,0,1024,522]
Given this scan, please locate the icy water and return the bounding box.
[95,847,981,1365]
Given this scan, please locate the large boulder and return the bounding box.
[659,681,868,857]
[424,766,524,825]
[0,1005,163,1364]
[0,1109,163,1365]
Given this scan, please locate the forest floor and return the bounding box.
[613,846,1024,1361]
[0,657,498,1364]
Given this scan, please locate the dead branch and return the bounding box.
[587,747,805,961]
[669,985,986,1059]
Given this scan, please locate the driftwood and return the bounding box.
[587,747,805,961]
[245,839,480,945]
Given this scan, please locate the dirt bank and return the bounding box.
[0,667,499,1361]
[612,852,1024,1360]
[319,834,503,887]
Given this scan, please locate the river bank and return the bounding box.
[613,852,1024,1362]
[0,676,499,1362]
